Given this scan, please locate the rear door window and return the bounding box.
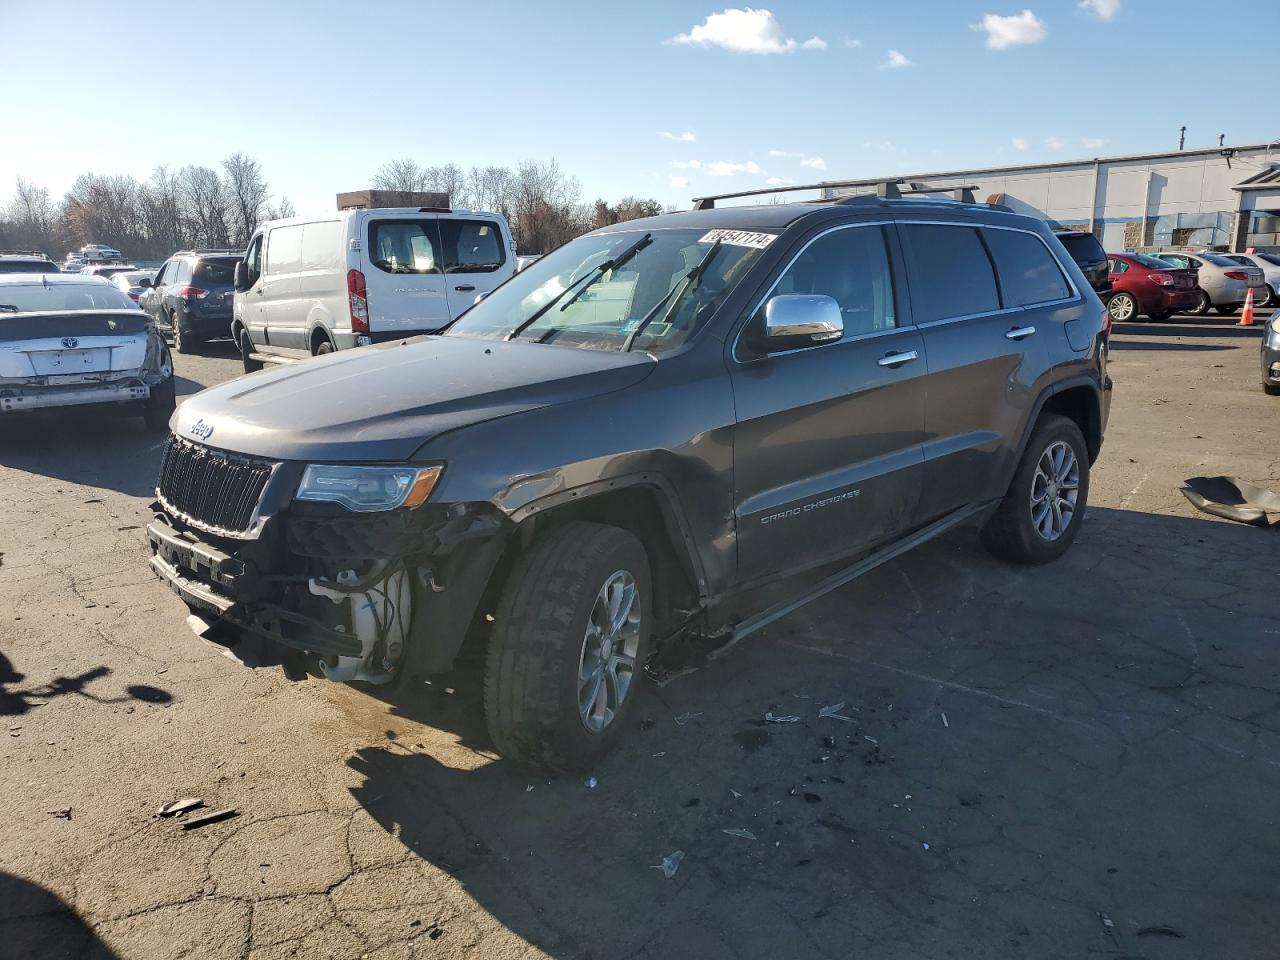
[195,258,238,285]
[440,219,506,273]
[899,223,1001,322]
[984,229,1071,307]
[369,220,443,274]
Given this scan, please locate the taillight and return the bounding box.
[1101,304,1112,337]
[1224,270,1249,281]
[1147,273,1174,286]
[177,286,208,299]
[347,269,369,334]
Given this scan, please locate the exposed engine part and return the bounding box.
[308,561,412,684]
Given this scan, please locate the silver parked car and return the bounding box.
[109,269,158,304]
[1220,252,1280,307]
[1156,251,1265,315]
[1263,311,1280,396]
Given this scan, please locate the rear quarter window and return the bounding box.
[984,229,1071,306]
[900,223,1001,322]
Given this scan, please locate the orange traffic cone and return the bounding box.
[1238,287,1257,326]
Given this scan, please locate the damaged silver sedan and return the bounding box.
[0,273,176,429]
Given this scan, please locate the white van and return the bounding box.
[232,207,515,369]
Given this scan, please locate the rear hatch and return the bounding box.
[193,257,240,313]
[1056,232,1111,294]
[0,312,148,379]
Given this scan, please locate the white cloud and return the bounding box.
[668,8,826,54]
[768,149,801,158]
[974,10,1048,49]
[1011,137,1029,151]
[657,130,696,142]
[843,37,864,48]
[1045,135,1066,150]
[707,160,763,177]
[765,177,794,186]
[1082,137,1106,149]
[670,175,691,189]
[1079,0,1120,20]
[885,49,912,68]
[799,156,826,170]
[863,140,899,152]
[671,160,702,169]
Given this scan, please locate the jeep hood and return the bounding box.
[172,335,655,462]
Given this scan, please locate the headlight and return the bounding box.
[295,464,443,512]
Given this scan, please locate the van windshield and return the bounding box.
[445,227,772,354]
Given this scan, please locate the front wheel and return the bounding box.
[484,522,651,771]
[1187,290,1211,316]
[1107,291,1140,323]
[980,414,1090,565]
[238,328,263,373]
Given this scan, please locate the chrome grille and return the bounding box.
[156,436,275,536]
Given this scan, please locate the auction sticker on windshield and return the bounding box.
[698,230,775,249]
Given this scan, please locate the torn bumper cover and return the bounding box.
[146,497,510,682]
[0,329,173,413]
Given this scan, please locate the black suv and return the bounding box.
[1054,229,1112,301]
[141,249,242,353]
[146,182,1112,771]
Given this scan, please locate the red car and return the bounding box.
[1105,252,1200,322]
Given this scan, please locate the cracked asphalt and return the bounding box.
[2,314,1278,960]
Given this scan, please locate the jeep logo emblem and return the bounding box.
[189,419,215,441]
[61,337,78,349]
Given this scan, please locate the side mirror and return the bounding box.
[763,294,843,352]
[233,261,250,292]
[138,278,152,288]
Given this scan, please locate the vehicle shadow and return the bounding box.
[1112,313,1268,338]
[0,871,119,959]
[344,505,1280,958]
[0,653,171,716]
[1108,340,1237,352]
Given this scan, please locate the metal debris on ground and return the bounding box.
[650,850,685,879]
[585,777,598,789]
[721,827,757,840]
[1136,925,1186,939]
[863,735,879,745]
[764,712,801,723]
[525,785,534,793]
[818,702,857,721]
[1181,475,1280,526]
[180,808,238,830]
[673,712,703,726]
[46,808,72,819]
[922,842,930,850]
[158,798,204,817]
[730,789,742,799]
[940,712,949,728]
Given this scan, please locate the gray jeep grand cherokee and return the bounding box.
[147,182,1112,771]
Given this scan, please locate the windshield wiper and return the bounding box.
[622,240,723,353]
[506,233,652,341]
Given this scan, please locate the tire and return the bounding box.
[1265,382,1280,397]
[1107,291,1140,323]
[314,338,335,356]
[1147,310,1172,322]
[1187,290,1211,316]
[142,376,176,431]
[484,521,651,772]
[1263,285,1278,308]
[1216,305,1240,316]
[172,313,194,354]
[980,414,1090,566]
[239,328,263,373]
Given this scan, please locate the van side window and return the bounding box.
[245,236,263,286]
[266,225,303,275]
[369,220,442,274]
[900,224,1000,322]
[440,220,506,273]
[770,226,897,338]
[984,229,1071,306]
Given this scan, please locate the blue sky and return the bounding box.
[3,0,1276,215]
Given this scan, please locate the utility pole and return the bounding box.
[1178,126,1186,151]
[1218,133,1225,147]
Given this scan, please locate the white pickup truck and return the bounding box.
[0,273,176,428]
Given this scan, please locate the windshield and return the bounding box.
[0,259,57,274]
[1197,252,1236,267]
[446,227,772,354]
[1260,254,1280,267]
[0,282,140,313]
[1132,253,1177,270]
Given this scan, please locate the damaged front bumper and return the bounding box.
[146,494,510,684]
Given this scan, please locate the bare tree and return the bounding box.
[265,196,296,221]
[2,178,62,254]
[178,165,231,248]
[371,158,430,192]
[222,153,269,247]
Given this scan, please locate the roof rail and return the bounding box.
[173,248,243,257]
[0,249,52,257]
[690,178,982,210]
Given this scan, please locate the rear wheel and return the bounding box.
[142,376,176,431]
[172,314,195,354]
[1216,305,1240,316]
[238,328,263,373]
[314,337,335,356]
[1265,381,1280,397]
[980,414,1090,565]
[1107,291,1140,323]
[1187,290,1211,316]
[484,522,651,772]
[1263,285,1278,308]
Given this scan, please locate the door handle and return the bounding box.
[454,284,476,292]
[1005,325,1036,340]
[877,349,919,368]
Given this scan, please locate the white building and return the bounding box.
[822,140,1280,253]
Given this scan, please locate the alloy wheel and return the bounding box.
[577,570,641,733]
[1108,293,1136,322]
[1029,440,1080,542]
